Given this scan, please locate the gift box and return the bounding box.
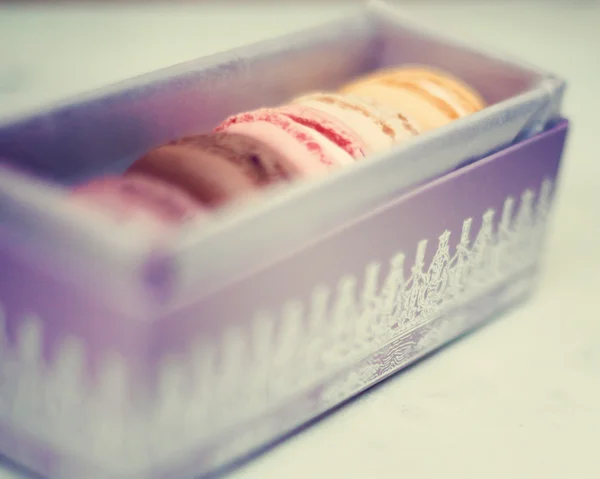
[0,1,568,478]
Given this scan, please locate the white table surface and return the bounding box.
[1,1,599,478]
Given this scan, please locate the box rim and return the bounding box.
[164,118,569,311]
[0,1,568,310]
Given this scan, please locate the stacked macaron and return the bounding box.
[72,65,485,229]
[70,174,206,233]
[341,66,486,131]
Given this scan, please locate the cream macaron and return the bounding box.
[291,92,421,153]
[340,65,486,131]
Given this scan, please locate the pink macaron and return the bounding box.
[215,108,353,177]
[127,141,263,207]
[276,104,369,160]
[71,173,205,228]
[171,131,297,186]
[292,92,421,152]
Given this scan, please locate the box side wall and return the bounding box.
[0,120,568,478]
[0,164,168,315]
[167,107,565,305]
[137,120,567,472]
[154,118,567,382]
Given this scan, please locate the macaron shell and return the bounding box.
[294,95,392,151]
[291,120,355,167]
[379,66,487,111]
[341,66,486,115]
[71,174,204,227]
[293,92,420,149]
[173,132,291,185]
[216,109,334,176]
[373,76,481,121]
[356,95,423,142]
[127,144,260,207]
[222,121,331,177]
[342,81,457,131]
[276,104,368,160]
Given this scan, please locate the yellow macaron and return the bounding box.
[340,65,486,131]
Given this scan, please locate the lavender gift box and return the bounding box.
[0,1,568,479]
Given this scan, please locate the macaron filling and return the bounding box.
[378,78,460,121]
[295,93,419,150]
[216,109,343,174]
[277,104,368,160]
[127,144,260,206]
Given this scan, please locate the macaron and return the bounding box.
[127,139,262,207]
[215,108,353,177]
[340,65,486,131]
[276,104,368,160]
[172,129,310,186]
[291,92,420,153]
[70,174,204,228]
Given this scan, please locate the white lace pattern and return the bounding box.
[0,179,553,476]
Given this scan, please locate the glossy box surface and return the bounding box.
[0,2,568,478]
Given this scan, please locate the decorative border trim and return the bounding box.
[0,179,553,476]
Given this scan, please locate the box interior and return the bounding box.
[0,2,561,188]
[0,4,571,476]
[0,1,567,306]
